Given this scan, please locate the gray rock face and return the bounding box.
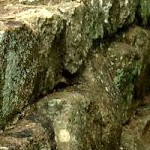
[1,25,150,149]
[0,0,142,128]
[0,0,150,149]
[0,23,39,127]
[0,13,65,128]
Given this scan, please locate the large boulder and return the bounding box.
[0,87,103,150]
[0,22,39,128]
[0,7,64,129]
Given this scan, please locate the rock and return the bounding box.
[121,26,150,101]
[120,105,150,150]
[0,41,128,150]
[0,8,64,128]
[56,1,93,73]
[35,89,103,150]
[16,7,65,94]
[1,0,150,149]
[101,0,138,34]
[0,0,142,128]
[0,22,39,128]
[106,42,141,122]
[0,16,150,149]
[82,42,141,148]
[0,88,103,150]
[63,0,138,72]
[0,37,142,149]
[0,112,55,150]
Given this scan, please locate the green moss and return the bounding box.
[113,59,141,122]
[113,58,141,102]
[114,68,124,88]
[114,61,141,91]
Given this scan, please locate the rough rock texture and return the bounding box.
[118,26,150,150]
[120,104,150,150]
[121,26,150,101]
[0,112,55,150]
[1,25,150,149]
[0,14,64,128]
[0,0,141,128]
[0,0,150,150]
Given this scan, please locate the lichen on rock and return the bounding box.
[0,0,150,149]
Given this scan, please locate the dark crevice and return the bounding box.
[53,81,68,91]
[135,1,143,26]
[61,67,83,85]
[133,64,150,103]
[30,22,67,101]
[92,23,136,54]
[92,37,101,49]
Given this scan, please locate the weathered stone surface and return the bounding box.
[0,88,103,150]
[0,7,65,128]
[101,42,141,123]
[63,0,138,72]
[17,7,65,94]
[56,1,93,73]
[0,0,142,128]
[0,112,55,150]
[80,54,122,150]
[1,0,150,149]
[121,26,150,101]
[83,42,142,147]
[19,0,40,4]
[36,90,103,150]
[120,104,150,150]
[101,0,138,34]
[0,22,39,128]
[0,31,143,149]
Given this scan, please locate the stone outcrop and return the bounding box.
[0,0,150,150]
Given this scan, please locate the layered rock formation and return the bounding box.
[0,0,150,149]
